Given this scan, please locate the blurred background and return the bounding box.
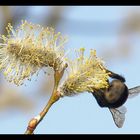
[0,6,140,134]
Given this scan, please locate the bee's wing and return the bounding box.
[109,106,127,128]
[128,85,140,99]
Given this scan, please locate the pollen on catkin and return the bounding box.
[0,20,67,85]
[58,48,110,96]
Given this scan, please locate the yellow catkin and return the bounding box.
[58,48,110,96]
[0,20,67,85]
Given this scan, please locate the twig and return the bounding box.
[24,64,68,134]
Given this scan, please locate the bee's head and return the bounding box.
[104,79,129,108]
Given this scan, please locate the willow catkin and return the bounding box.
[58,48,110,96]
[0,20,67,85]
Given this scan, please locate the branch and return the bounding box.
[24,64,67,134]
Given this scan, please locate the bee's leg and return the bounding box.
[91,91,108,108]
[105,69,126,82]
[98,64,125,82]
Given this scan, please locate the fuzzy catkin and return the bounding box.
[58,48,110,96]
[0,20,67,85]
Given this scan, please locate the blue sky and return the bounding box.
[0,6,140,134]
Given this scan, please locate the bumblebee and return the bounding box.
[92,69,140,128]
